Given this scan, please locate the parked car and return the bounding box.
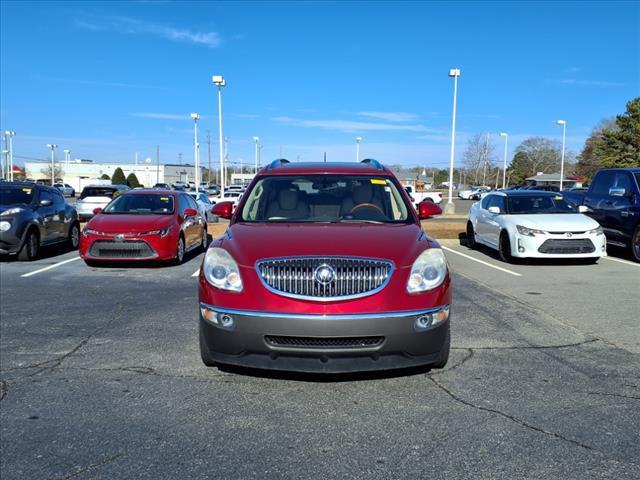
[172,181,188,190]
[198,158,449,373]
[466,191,606,263]
[0,181,80,260]
[563,168,640,262]
[210,191,242,205]
[458,186,491,200]
[187,191,216,221]
[75,185,130,221]
[53,183,75,197]
[153,183,172,190]
[80,190,207,265]
[403,185,443,205]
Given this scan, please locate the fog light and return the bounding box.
[219,314,234,328]
[517,239,525,253]
[414,306,450,331]
[200,305,235,330]
[0,221,10,232]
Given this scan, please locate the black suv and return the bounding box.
[0,182,80,260]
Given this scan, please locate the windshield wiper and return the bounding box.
[336,219,384,224]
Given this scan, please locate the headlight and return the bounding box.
[140,226,172,237]
[203,247,243,292]
[516,225,546,236]
[0,221,11,232]
[82,226,99,236]
[407,248,448,293]
[587,226,604,236]
[0,207,23,216]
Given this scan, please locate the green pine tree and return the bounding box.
[594,98,640,168]
[126,173,141,188]
[112,168,127,185]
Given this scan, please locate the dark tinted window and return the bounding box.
[39,190,53,204]
[52,191,65,205]
[613,172,633,193]
[486,195,506,213]
[590,171,616,195]
[481,195,493,210]
[80,187,116,199]
[103,194,175,214]
[0,186,36,205]
[507,195,577,214]
[178,194,189,215]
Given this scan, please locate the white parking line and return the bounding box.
[192,268,200,277]
[441,246,522,277]
[21,256,82,278]
[602,256,640,268]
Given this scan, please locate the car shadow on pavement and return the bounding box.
[0,244,77,263]
[215,364,432,383]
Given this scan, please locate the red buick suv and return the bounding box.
[80,190,208,265]
[199,159,450,373]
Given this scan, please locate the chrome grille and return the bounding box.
[256,257,393,300]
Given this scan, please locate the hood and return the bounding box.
[222,222,432,268]
[0,203,29,214]
[87,214,175,234]
[508,213,599,232]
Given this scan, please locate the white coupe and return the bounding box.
[466,191,606,263]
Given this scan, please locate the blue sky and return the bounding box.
[1,1,639,171]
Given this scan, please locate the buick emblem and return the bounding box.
[566,232,573,238]
[114,234,125,242]
[314,264,336,285]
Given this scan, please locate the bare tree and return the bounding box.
[462,133,498,185]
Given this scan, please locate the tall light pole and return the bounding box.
[46,143,58,185]
[63,149,71,163]
[191,113,200,192]
[355,136,363,162]
[253,136,260,174]
[213,74,226,196]
[499,132,508,189]
[445,68,461,214]
[556,120,567,191]
[5,131,16,181]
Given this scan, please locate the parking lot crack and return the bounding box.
[427,376,597,452]
[584,391,640,401]
[455,338,600,351]
[49,453,122,480]
[0,380,7,401]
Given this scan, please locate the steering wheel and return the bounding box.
[350,203,384,215]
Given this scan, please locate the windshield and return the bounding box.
[0,186,35,205]
[238,174,411,223]
[81,187,117,199]
[507,195,577,214]
[103,194,175,215]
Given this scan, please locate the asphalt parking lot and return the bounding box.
[1,237,639,479]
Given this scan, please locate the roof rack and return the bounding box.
[265,158,290,170]
[360,158,384,170]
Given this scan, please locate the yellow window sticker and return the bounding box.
[160,197,169,201]
[371,179,387,185]
[23,188,32,193]
[554,195,563,200]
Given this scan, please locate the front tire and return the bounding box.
[499,231,514,263]
[631,225,640,263]
[466,222,476,249]
[18,229,39,261]
[431,323,450,369]
[174,235,185,265]
[199,322,217,367]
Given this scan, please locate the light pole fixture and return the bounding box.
[191,113,200,192]
[253,136,260,174]
[213,74,226,196]
[355,136,363,162]
[499,132,508,189]
[445,68,461,214]
[63,149,71,163]
[556,120,567,191]
[5,131,16,181]
[46,143,58,185]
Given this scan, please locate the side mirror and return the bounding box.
[212,201,234,219]
[418,200,442,219]
[93,207,103,215]
[578,205,590,213]
[488,206,501,215]
[184,208,198,217]
[39,199,53,207]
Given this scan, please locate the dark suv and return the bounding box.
[0,182,80,260]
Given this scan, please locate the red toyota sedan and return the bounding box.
[199,159,450,373]
[80,190,208,265]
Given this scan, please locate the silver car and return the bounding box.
[187,191,216,221]
[75,185,130,220]
[53,183,75,197]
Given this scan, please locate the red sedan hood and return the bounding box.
[87,214,174,234]
[222,222,434,268]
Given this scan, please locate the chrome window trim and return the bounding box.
[200,302,449,320]
[254,255,395,302]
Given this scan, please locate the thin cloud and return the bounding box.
[74,15,222,48]
[555,78,625,87]
[358,111,418,122]
[234,113,259,119]
[35,76,170,90]
[129,113,212,121]
[273,116,439,133]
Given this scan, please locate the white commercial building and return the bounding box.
[24,160,205,191]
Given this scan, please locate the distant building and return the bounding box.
[525,172,579,188]
[230,173,256,185]
[389,168,434,190]
[24,160,205,191]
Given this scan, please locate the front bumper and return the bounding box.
[80,233,176,261]
[0,222,25,254]
[513,232,607,258]
[199,304,450,373]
